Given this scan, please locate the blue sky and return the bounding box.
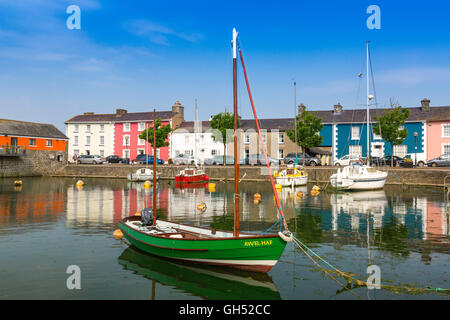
[0,0,449,131]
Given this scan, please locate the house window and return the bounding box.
[278,133,284,144]
[123,123,131,132]
[244,134,250,144]
[185,150,192,156]
[137,149,145,155]
[351,127,360,140]
[393,145,407,158]
[99,150,104,157]
[138,138,146,146]
[99,136,104,146]
[211,150,217,156]
[262,133,267,145]
[278,149,284,159]
[46,140,52,147]
[123,135,130,146]
[100,124,104,132]
[29,139,36,146]
[443,144,450,155]
[185,136,190,144]
[74,136,79,146]
[86,136,91,146]
[86,125,91,133]
[442,124,450,138]
[74,124,79,133]
[245,149,249,159]
[138,123,145,131]
[73,149,80,156]
[123,149,130,159]
[349,145,362,157]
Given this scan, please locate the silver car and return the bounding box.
[173,154,199,165]
[77,155,106,164]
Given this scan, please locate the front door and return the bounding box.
[371,142,384,158]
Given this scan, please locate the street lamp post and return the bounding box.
[413,132,418,167]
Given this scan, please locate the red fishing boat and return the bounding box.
[175,182,209,189]
[175,168,209,183]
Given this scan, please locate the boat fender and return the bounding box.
[278,230,293,243]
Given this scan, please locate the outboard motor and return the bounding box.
[141,208,154,227]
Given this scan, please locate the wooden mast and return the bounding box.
[153,108,157,227]
[232,28,239,237]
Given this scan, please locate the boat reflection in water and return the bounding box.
[118,246,281,300]
[330,190,388,231]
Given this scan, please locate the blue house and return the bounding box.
[313,101,429,165]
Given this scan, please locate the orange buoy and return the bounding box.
[253,199,260,205]
[113,229,123,239]
[197,202,207,212]
[296,191,303,198]
[254,193,261,200]
[310,190,320,196]
[135,211,141,216]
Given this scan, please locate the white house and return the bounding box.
[171,121,225,163]
[65,112,115,162]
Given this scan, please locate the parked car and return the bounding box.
[106,155,123,163]
[427,154,450,167]
[77,155,106,164]
[370,155,413,168]
[283,153,321,166]
[133,154,164,165]
[243,154,280,166]
[173,154,199,165]
[208,155,235,165]
[333,154,363,167]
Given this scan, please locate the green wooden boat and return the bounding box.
[117,28,292,273]
[119,216,288,272]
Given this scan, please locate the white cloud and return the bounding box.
[377,67,450,86]
[123,19,203,45]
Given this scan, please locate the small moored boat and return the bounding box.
[274,166,308,187]
[175,168,209,184]
[330,163,387,190]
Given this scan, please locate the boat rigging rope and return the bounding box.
[238,46,288,232]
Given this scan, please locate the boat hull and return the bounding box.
[330,175,387,190]
[275,175,308,187]
[118,219,287,272]
[175,174,209,183]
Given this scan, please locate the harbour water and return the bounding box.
[0,177,448,299]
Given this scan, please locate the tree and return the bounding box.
[286,107,323,166]
[373,106,410,167]
[139,119,172,159]
[210,112,240,165]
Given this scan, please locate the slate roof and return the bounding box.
[65,111,175,123]
[0,119,68,139]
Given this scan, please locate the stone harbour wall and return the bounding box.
[0,149,68,178]
[52,164,450,187]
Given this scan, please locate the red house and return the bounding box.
[114,101,184,163]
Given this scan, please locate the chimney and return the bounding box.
[84,112,94,115]
[297,104,306,114]
[333,103,343,114]
[421,98,430,112]
[116,108,127,117]
[171,100,184,128]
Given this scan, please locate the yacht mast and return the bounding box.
[366,41,370,162]
[232,28,239,237]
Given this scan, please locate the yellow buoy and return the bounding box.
[14,186,22,192]
[135,211,141,216]
[14,180,22,186]
[310,190,320,196]
[296,191,303,198]
[312,185,320,192]
[76,180,84,187]
[113,229,123,239]
[253,199,260,205]
[275,184,282,190]
[254,193,261,200]
[208,183,216,188]
[144,181,151,188]
[197,202,207,212]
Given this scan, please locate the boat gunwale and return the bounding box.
[118,216,282,242]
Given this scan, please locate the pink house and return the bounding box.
[113,102,184,162]
[424,99,450,161]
